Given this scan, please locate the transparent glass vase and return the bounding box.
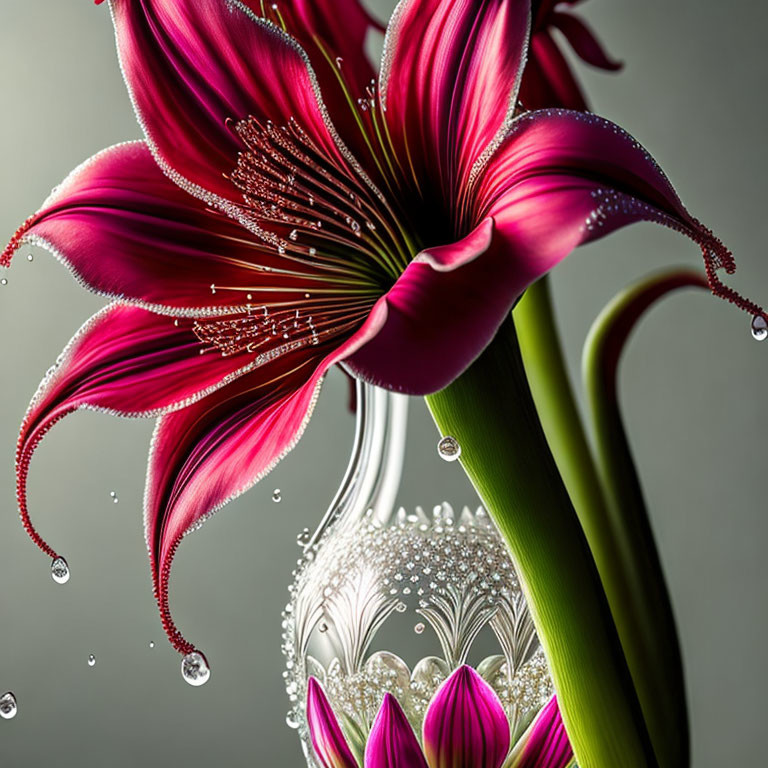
[282,382,554,766]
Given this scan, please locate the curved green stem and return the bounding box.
[426,316,657,768]
[582,268,706,768]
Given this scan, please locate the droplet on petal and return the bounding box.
[87,654,96,667]
[272,489,282,503]
[210,284,216,295]
[181,651,211,687]
[414,622,425,635]
[296,528,311,547]
[395,601,407,613]
[335,57,343,69]
[751,315,768,341]
[437,436,461,462]
[51,557,70,585]
[0,692,17,720]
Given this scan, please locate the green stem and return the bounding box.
[514,277,609,537]
[582,269,705,768]
[426,317,656,768]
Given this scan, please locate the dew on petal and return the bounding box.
[181,652,210,687]
[51,557,70,585]
[0,692,17,720]
[296,528,311,547]
[272,489,282,503]
[437,436,462,462]
[87,654,96,667]
[395,601,407,613]
[751,315,767,341]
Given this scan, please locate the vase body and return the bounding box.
[282,383,554,766]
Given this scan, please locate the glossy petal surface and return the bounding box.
[307,678,359,768]
[423,666,510,768]
[111,0,349,205]
[16,304,256,560]
[2,142,312,312]
[365,694,428,768]
[512,696,572,768]
[346,219,524,394]
[382,0,529,200]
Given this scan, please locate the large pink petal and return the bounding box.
[307,678,360,768]
[2,142,322,313]
[473,109,766,322]
[345,218,523,395]
[381,0,529,202]
[111,0,351,207]
[16,304,257,562]
[423,666,510,768]
[241,0,384,173]
[143,308,386,654]
[512,697,572,768]
[365,694,428,768]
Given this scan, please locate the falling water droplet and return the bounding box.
[296,528,311,547]
[109,490,119,504]
[437,436,462,462]
[414,622,425,635]
[87,654,96,667]
[149,641,155,649]
[272,489,282,503]
[51,557,70,585]
[285,712,301,729]
[26,253,34,262]
[751,315,768,341]
[0,692,17,720]
[0,278,8,286]
[181,651,211,686]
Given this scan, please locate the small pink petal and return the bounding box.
[512,697,572,768]
[550,11,623,72]
[307,678,359,768]
[423,666,510,768]
[365,693,428,768]
[15,303,256,564]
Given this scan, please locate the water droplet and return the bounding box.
[285,712,301,729]
[181,651,211,687]
[51,557,70,585]
[395,601,407,613]
[318,622,328,633]
[109,490,119,504]
[289,229,299,241]
[437,436,461,462]
[149,641,155,649]
[210,284,217,295]
[26,253,34,262]
[335,56,343,69]
[272,489,282,503]
[0,278,7,286]
[751,315,768,341]
[296,528,311,547]
[87,654,96,667]
[414,622,425,635]
[0,692,17,720]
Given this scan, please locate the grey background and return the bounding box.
[0,0,765,765]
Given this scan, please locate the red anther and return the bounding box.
[2,214,39,268]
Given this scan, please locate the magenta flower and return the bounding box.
[2,0,761,659]
[522,0,622,110]
[307,667,571,768]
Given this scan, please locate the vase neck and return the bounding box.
[305,380,408,551]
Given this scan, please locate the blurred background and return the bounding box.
[0,1,765,765]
